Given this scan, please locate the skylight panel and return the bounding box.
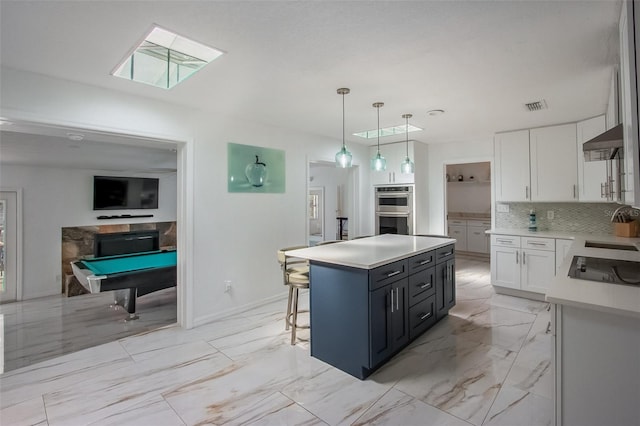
[112,25,224,89]
[354,124,422,139]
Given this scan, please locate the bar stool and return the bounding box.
[277,246,310,345]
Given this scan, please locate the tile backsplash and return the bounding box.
[495,202,621,235]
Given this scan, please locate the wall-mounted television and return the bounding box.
[93,176,159,210]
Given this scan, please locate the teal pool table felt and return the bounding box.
[82,250,176,275]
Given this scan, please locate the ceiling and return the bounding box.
[0,1,622,170]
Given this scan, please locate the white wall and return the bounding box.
[0,163,177,299]
[0,68,372,327]
[426,140,494,234]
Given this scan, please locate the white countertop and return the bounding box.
[286,234,456,269]
[486,228,640,318]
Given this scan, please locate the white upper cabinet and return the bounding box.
[370,141,415,185]
[577,115,608,202]
[619,0,640,206]
[494,130,530,201]
[530,123,578,202]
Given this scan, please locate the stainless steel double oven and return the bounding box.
[375,186,413,235]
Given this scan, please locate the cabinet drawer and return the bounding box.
[522,237,554,251]
[409,294,436,340]
[435,244,455,263]
[466,220,491,227]
[448,219,466,225]
[491,234,521,248]
[369,259,408,291]
[408,267,435,306]
[408,250,435,274]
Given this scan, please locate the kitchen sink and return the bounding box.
[584,241,639,251]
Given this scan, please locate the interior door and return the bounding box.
[0,191,18,303]
[308,187,324,244]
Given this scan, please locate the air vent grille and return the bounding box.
[525,100,548,111]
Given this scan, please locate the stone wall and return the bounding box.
[61,221,177,296]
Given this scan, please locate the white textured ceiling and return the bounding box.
[0,0,622,170]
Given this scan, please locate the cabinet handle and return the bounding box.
[497,238,512,244]
[419,282,432,289]
[420,312,432,321]
[516,251,519,264]
[528,242,547,247]
[545,321,551,334]
[418,259,432,265]
[390,288,394,313]
[386,270,402,278]
[573,184,577,199]
[396,287,399,310]
[601,182,606,199]
[525,186,529,200]
[440,251,453,257]
[522,252,526,265]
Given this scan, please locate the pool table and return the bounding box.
[71,249,176,320]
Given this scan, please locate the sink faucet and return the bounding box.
[610,205,640,222]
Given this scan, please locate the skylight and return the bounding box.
[112,25,224,89]
[353,124,422,139]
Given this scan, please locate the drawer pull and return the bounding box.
[418,259,432,265]
[419,282,432,289]
[528,242,547,246]
[439,251,453,257]
[419,312,432,320]
[386,270,402,278]
[496,238,512,244]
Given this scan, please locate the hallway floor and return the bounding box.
[0,256,552,425]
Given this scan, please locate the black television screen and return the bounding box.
[93,176,159,210]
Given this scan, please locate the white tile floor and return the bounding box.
[0,256,553,425]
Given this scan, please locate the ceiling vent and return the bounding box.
[525,100,548,111]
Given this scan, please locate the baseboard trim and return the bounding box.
[192,292,288,328]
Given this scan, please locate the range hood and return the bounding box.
[582,123,624,161]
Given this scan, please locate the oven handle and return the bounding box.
[375,212,411,217]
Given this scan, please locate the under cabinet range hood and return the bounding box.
[582,123,624,161]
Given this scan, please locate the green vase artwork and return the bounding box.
[228,143,285,193]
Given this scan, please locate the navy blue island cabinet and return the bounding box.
[308,243,455,380]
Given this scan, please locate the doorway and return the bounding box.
[307,161,358,244]
[0,191,19,303]
[445,161,492,255]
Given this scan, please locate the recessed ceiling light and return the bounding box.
[112,25,225,89]
[66,132,85,141]
[354,124,422,139]
[426,109,445,116]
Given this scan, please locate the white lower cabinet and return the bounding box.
[553,303,640,426]
[490,234,556,295]
[447,224,467,251]
[448,219,490,254]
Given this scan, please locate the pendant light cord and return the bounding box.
[405,115,409,157]
[342,92,346,149]
[377,105,380,153]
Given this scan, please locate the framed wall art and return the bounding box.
[227,142,285,193]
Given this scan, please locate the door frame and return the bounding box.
[0,188,23,301]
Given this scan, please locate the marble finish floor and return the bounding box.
[0,287,177,372]
[0,256,553,425]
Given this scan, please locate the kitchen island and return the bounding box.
[287,234,456,379]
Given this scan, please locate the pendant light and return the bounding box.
[371,102,386,171]
[400,113,415,174]
[334,88,353,168]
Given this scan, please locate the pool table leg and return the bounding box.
[114,288,139,321]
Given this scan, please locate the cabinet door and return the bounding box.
[490,245,520,289]
[390,280,410,349]
[494,130,531,201]
[530,123,578,201]
[369,278,409,368]
[577,115,608,202]
[447,224,467,251]
[435,260,455,319]
[467,226,489,253]
[521,248,555,294]
[390,141,415,184]
[369,284,393,367]
[619,0,639,206]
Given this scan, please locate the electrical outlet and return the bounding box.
[224,280,232,293]
[547,210,554,220]
[497,204,510,213]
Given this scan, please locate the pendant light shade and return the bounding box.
[334,88,353,168]
[401,113,415,174]
[371,102,386,171]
